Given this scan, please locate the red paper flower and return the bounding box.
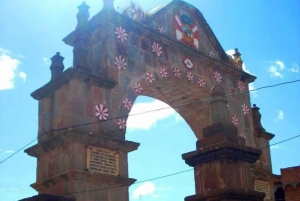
[241,103,249,115]
[95,104,108,120]
[146,72,155,83]
[213,71,222,83]
[173,68,181,78]
[115,55,127,70]
[117,119,126,129]
[151,42,162,56]
[123,98,132,110]
[232,115,238,126]
[198,78,205,87]
[186,71,193,81]
[159,68,167,78]
[133,83,143,94]
[115,26,128,42]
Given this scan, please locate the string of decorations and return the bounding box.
[46,79,300,135]
[0,79,298,166]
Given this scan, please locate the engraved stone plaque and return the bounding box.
[254,180,270,200]
[87,146,119,176]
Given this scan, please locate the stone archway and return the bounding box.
[126,95,197,200]
[24,1,264,201]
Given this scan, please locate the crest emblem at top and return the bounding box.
[174,14,200,49]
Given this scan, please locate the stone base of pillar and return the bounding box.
[19,194,75,201]
[185,188,265,201]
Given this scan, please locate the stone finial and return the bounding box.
[209,84,229,124]
[50,52,64,80]
[102,0,115,11]
[252,104,265,131]
[76,1,90,29]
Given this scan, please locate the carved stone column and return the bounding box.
[182,85,265,201]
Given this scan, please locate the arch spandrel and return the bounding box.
[143,0,229,62]
[61,0,256,144]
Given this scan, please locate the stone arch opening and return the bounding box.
[275,186,285,201]
[124,77,211,140]
[125,95,197,200]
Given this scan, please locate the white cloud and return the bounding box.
[4,150,14,154]
[290,63,299,73]
[19,72,27,82]
[275,60,285,70]
[242,62,255,76]
[269,65,283,78]
[249,83,258,98]
[127,99,176,130]
[133,182,156,199]
[274,110,284,121]
[43,57,50,65]
[0,48,22,90]
[226,49,235,56]
[269,60,285,78]
[270,145,284,149]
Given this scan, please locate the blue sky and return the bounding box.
[0,0,299,200]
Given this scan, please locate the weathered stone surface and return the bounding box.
[27,1,262,201]
[185,188,265,201]
[19,194,75,201]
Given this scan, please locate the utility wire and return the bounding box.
[64,169,193,195]
[44,79,300,134]
[0,79,299,165]
[62,134,300,195]
[0,138,37,164]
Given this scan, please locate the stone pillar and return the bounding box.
[102,0,115,11]
[73,2,90,69]
[182,85,265,201]
[252,104,274,173]
[50,52,64,80]
[26,64,139,201]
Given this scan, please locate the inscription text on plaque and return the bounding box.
[87,146,119,176]
[254,180,270,200]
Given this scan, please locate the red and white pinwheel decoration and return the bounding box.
[186,71,193,81]
[239,133,246,138]
[146,72,155,83]
[123,98,132,110]
[173,68,181,78]
[232,115,238,126]
[117,119,126,129]
[198,78,205,87]
[213,71,222,84]
[208,50,215,57]
[95,104,108,120]
[238,80,246,91]
[158,26,166,34]
[241,103,249,115]
[183,57,194,70]
[115,26,128,42]
[151,42,162,56]
[115,55,127,70]
[133,83,143,94]
[159,68,167,78]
